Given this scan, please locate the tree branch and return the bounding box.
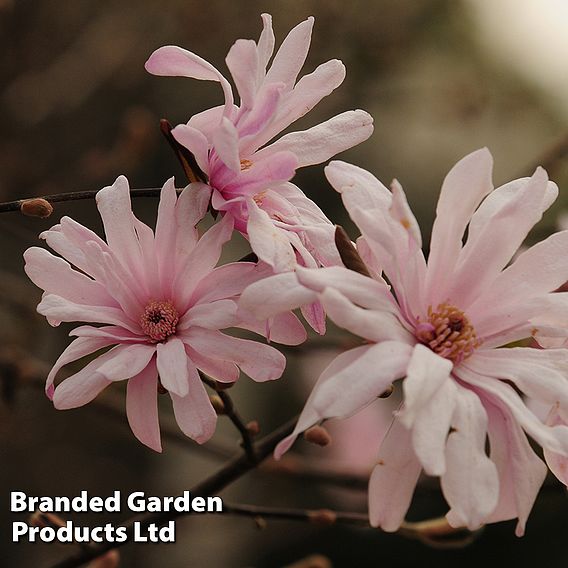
[0,188,170,214]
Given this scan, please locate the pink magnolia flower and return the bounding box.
[145,14,373,277]
[240,148,568,534]
[24,177,305,452]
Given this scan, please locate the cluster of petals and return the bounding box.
[145,14,373,279]
[240,148,568,534]
[24,177,306,452]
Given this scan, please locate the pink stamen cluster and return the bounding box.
[140,300,179,342]
[415,303,480,364]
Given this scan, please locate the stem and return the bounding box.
[222,502,369,526]
[200,373,257,462]
[0,188,169,214]
[49,416,298,568]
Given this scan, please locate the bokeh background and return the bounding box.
[2,1,568,567]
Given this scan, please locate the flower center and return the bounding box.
[140,300,179,342]
[240,159,253,171]
[415,303,480,364]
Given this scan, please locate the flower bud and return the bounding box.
[308,509,337,526]
[304,426,332,447]
[20,198,53,218]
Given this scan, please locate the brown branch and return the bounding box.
[223,502,369,526]
[49,416,298,568]
[199,373,257,462]
[0,188,169,214]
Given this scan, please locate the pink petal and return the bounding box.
[369,417,421,531]
[96,176,145,282]
[212,118,241,172]
[441,387,499,530]
[238,311,307,346]
[400,345,456,476]
[325,159,391,211]
[246,198,296,271]
[126,359,162,452]
[255,59,346,148]
[401,344,453,424]
[469,230,568,321]
[45,336,116,398]
[37,294,139,332]
[174,214,234,310]
[238,272,318,321]
[185,345,239,384]
[156,337,190,397]
[174,182,212,259]
[319,287,412,343]
[178,299,237,330]
[170,366,217,444]
[192,261,272,305]
[311,341,411,423]
[274,345,373,459]
[183,328,285,382]
[457,367,568,458]
[265,16,314,89]
[53,344,155,409]
[256,110,373,168]
[257,13,275,74]
[465,348,568,409]
[483,397,547,536]
[171,125,211,175]
[154,178,177,294]
[300,299,327,335]
[222,150,298,197]
[237,82,283,143]
[448,167,555,308]
[145,45,234,115]
[295,265,397,312]
[226,39,259,109]
[424,148,493,307]
[24,247,115,307]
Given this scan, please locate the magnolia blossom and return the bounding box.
[145,14,373,276]
[24,177,305,452]
[240,148,568,534]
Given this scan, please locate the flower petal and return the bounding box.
[256,110,373,168]
[183,328,286,382]
[441,387,499,530]
[156,338,190,397]
[170,364,217,444]
[265,16,314,89]
[425,148,493,307]
[369,417,421,531]
[239,272,318,321]
[483,396,547,536]
[145,45,234,114]
[226,39,259,109]
[126,359,162,452]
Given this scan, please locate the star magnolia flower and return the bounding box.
[145,13,373,277]
[240,148,568,534]
[24,177,305,452]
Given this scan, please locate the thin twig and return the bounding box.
[222,502,369,526]
[199,373,257,462]
[49,416,298,568]
[0,188,171,214]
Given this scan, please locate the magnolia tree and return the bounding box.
[4,13,568,568]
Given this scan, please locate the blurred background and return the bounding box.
[1,0,568,566]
